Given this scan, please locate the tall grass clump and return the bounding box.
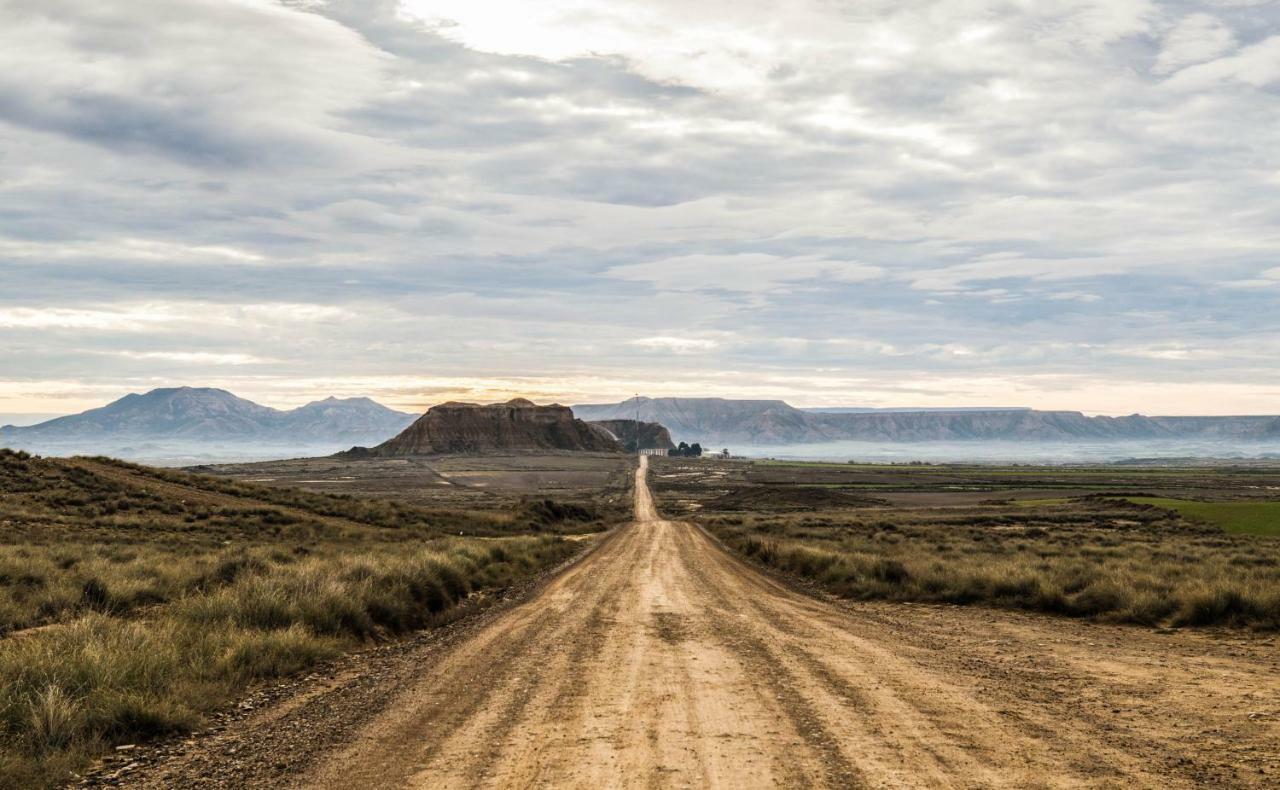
[0,535,578,788]
[711,516,1280,631]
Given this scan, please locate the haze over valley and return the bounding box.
[6,388,1280,464]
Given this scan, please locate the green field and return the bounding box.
[757,459,1192,476]
[1128,498,1280,536]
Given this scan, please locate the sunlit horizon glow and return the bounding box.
[2,0,1278,419]
[5,374,1280,420]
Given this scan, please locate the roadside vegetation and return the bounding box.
[652,456,1280,632]
[0,449,611,788]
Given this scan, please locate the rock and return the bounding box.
[588,420,676,452]
[366,400,622,456]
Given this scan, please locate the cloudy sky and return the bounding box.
[1,0,1278,417]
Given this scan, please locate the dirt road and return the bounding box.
[125,456,1279,788]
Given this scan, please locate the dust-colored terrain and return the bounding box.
[115,456,1280,789]
[191,451,633,515]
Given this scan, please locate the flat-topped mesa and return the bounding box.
[369,399,622,456]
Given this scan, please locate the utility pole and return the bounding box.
[634,393,640,455]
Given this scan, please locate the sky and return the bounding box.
[1,0,1278,417]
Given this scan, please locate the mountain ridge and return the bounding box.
[572,397,1280,444]
[8,390,1280,453]
[0,387,415,446]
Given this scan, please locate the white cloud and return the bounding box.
[0,307,174,331]
[629,336,720,353]
[0,238,267,264]
[1164,34,1280,88]
[0,0,1278,415]
[0,302,353,331]
[1155,13,1238,75]
[607,254,883,293]
[110,351,274,365]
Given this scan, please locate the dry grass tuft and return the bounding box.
[0,449,602,787]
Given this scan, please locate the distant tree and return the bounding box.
[669,441,705,458]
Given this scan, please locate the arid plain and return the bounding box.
[3,451,1267,788]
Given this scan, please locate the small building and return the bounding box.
[639,448,668,456]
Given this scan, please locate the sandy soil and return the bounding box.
[115,456,1280,789]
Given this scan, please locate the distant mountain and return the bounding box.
[0,387,415,448]
[279,396,416,442]
[573,398,811,444]
[573,397,1280,445]
[803,406,1031,414]
[358,399,622,456]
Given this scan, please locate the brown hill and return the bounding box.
[368,399,621,456]
[588,420,676,452]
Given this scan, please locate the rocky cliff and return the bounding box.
[369,399,622,456]
[588,420,676,452]
[573,398,808,443]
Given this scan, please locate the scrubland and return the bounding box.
[0,449,608,787]
[653,456,1280,631]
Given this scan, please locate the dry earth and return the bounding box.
[192,452,633,512]
[108,456,1280,789]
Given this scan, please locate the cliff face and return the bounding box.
[371,399,622,456]
[588,420,676,451]
[573,398,807,442]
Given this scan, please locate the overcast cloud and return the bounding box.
[1,0,1278,415]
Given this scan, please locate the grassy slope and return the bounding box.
[0,450,604,788]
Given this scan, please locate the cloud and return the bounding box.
[629,336,720,353]
[0,0,1278,415]
[1163,34,1280,88]
[0,307,175,331]
[0,0,391,167]
[1154,13,1238,75]
[109,351,275,366]
[607,254,883,294]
